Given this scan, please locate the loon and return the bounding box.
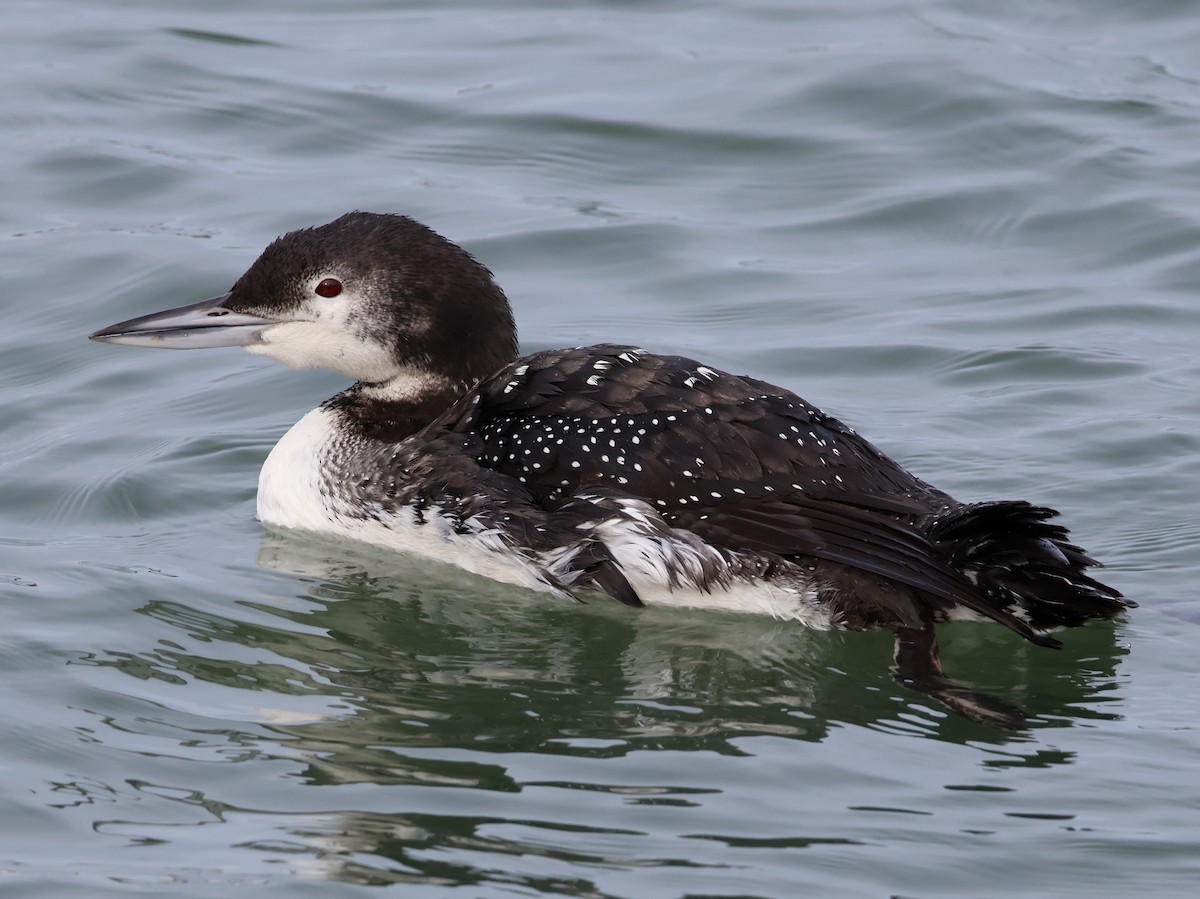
[90,212,1132,725]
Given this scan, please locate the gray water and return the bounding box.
[3,0,1198,895]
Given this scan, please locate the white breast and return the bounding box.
[256,407,556,591]
[257,407,339,533]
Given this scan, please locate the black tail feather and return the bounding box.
[930,500,1132,636]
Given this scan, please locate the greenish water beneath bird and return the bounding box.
[2,1,1199,896]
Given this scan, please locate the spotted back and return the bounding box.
[451,344,946,521]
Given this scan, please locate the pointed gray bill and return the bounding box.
[89,293,278,349]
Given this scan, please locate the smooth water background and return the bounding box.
[3,1,1199,895]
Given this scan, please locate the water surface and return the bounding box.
[3,1,1199,896]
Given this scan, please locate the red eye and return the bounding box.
[316,278,342,298]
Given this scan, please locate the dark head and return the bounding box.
[90,212,519,393]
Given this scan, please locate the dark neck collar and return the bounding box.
[323,379,467,443]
